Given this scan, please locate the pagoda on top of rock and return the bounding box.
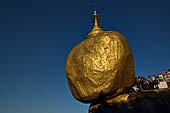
[86,2,103,39]
[65,2,135,103]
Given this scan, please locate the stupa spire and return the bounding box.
[92,1,102,30]
[86,1,103,39]
[93,2,98,26]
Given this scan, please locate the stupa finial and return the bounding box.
[86,1,103,39]
[92,1,99,26]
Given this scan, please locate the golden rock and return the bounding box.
[65,4,135,103]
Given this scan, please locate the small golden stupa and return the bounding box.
[86,2,103,39]
[65,2,135,103]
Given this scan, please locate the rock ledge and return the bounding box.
[89,88,170,113]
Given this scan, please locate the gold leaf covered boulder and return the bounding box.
[65,5,135,103]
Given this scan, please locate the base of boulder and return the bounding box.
[89,88,170,113]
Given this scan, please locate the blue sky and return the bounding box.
[0,0,170,113]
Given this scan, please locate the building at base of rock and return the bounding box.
[159,69,170,88]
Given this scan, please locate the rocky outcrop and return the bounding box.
[65,31,135,103]
[89,88,170,113]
